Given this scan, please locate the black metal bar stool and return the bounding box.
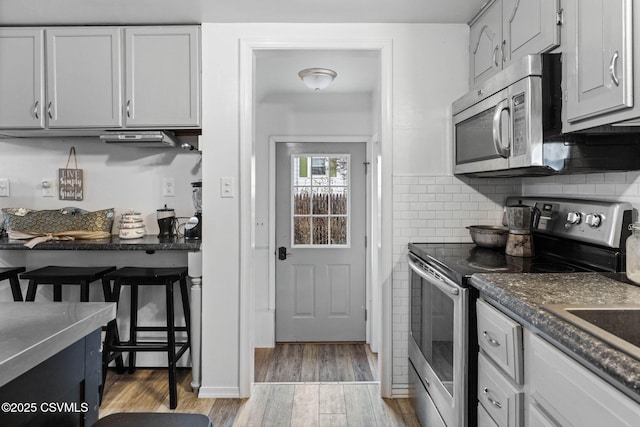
[101,267,191,409]
[93,413,211,427]
[21,265,117,302]
[0,267,26,301]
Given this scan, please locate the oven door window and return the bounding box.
[411,272,455,396]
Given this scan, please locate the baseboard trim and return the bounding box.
[198,386,241,398]
[392,384,409,398]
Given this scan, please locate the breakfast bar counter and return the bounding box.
[0,235,201,251]
[0,235,204,392]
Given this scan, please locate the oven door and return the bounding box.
[408,253,468,427]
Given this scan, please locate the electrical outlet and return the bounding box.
[0,178,9,197]
[42,179,54,197]
[162,178,175,197]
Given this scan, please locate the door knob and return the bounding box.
[278,246,291,260]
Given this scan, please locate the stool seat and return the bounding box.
[0,267,26,301]
[102,266,188,282]
[21,266,117,302]
[93,413,211,427]
[101,266,191,409]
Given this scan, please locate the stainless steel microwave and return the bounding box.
[453,54,563,177]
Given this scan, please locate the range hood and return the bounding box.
[100,130,178,148]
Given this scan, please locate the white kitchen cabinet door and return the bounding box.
[528,332,640,426]
[125,26,200,128]
[564,0,633,124]
[502,0,560,66]
[470,0,503,87]
[46,27,122,128]
[0,28,45,129]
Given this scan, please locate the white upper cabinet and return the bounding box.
[46,27,122,128]
[0,25,200,132]
[564,0,633,126]
[469,0,560,88]
[0,28,45,129]
[502,0,561,66]
[470,0,502,87]
[124,26,200,128]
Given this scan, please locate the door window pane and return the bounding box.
[292,154,350,247]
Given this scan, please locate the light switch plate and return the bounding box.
[220,177,235,198]
[0,178,9,197]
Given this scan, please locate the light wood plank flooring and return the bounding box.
[99,344,415,426]
[255,343,378,382]
[100,369,419,426]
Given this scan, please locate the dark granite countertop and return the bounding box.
[471,272,640,401]
[0,235,201,251]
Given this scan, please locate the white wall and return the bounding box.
[200,22,470,398]
[0,137,200,230]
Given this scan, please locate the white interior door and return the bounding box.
[275,141,366,342]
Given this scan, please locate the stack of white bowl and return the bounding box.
[118,211,145,239]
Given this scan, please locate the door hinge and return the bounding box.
[365,235,368,248]
[365,309,367,321]
[363,161,370,174]
[556,9,564,26]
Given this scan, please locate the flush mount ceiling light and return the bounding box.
[298,68,337,91]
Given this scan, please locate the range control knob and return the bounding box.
[585,213,603,228]
[566,211,582,225]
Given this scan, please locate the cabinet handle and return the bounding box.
[609,51,620,86]
[47,101,53,119]
[502,40,506,63]
[126,99,132,118]
[33,101,40,120]
[483,330,501,347]
[493,46,499,67]
[483,387,503,409]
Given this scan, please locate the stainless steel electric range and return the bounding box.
[407,196,634,427]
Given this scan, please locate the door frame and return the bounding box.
[238,38,393,398]
[270,137,370,343]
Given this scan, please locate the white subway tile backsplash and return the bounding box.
[605,172,627,184]
[392,173,521,391]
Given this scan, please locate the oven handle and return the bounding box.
[408,253,461,296]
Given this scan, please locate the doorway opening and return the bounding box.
[239,39,393,396]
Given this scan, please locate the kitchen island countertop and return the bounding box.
[0,302,115,388]
[470,272,640,401]
[0,235,200,251]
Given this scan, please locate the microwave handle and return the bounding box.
[492,99,511,158]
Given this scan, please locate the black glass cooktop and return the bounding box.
[408,243,594,285]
